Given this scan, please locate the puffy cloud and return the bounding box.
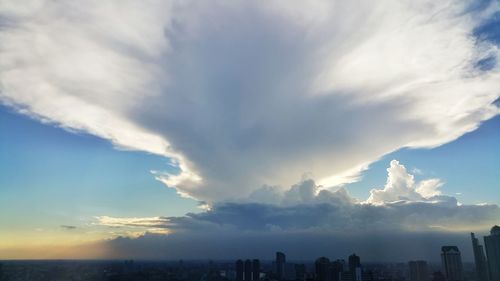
[366,160,444,204]
[416,179,444,198]
[1,1,500,201]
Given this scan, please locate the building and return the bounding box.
[315,257,331,281]
[441,246,464,281]
[285,263,297,280]
[276,252,286,280]
[471,233,489,281]
[432,272,446,281]
[331,260,344,281]
[348,254,361,281]
[408,260,428,281]
[484,226,500,281]
[244,260,253,281]
[295,264,307,281]
[236,260,244,281]
[252,259,260,281]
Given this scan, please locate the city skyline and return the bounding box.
[1,0,500,262]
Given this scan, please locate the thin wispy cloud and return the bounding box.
[1,0,499,203]
[95,216,169,228]
[60,225,77,230]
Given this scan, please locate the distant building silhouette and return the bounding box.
[485,225,500,281]
[331,260,344,281]
[252,259,260,281]
[236,260,244,281]
[245,260,252,281]
[276,252,286,280]
[432,272,446,281]
[285,263,297,280]
[348,254,361,281]
[315,257,331,281]
[295,264,307,281]
[471,233,490,281]
[409,261,428,281]
[441,246,464,281]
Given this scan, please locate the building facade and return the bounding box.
[276,252,286,280]
[471,232,490,281]
[409,260,428,281]
[484,226,500,281]
[441,246,464,281]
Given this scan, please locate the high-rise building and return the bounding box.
[252,259,260,281]
[276,252,286,280]
[441,246,464,281]
[484,225,500,281]
[295,264,307,281]
[236,260,244,281]
[315,257,331,281]
[471,233,490,281]
[331,260,344,281]
[409,260,428,281]
[245,260,252,281]
[348,254,361,281]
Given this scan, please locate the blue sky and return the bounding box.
[0,0,499,260]
[0,105,198,226]
[348,115,500,204]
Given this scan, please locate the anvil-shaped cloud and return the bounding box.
[1,0,499,201]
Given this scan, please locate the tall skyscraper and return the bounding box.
[409,260,428,281]
[252,259,260,281]
[236,260,244,281]
[276,252,286,280]
[471,233,490,281]
[315,257,331,281]
[348,254,361,281]
[441,246,464,281]
[245,260,252,281]
[331,260,344,281]
[484,225,500,281]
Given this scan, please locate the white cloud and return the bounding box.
[416,179,444,198]
[95,216,169,228]
[0,0,499,201]
[94,216,171,236]
[366,160,444,204]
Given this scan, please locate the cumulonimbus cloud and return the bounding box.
[1,0,499,201]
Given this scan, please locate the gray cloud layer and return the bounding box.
[1,0,499,201]
[96,161,499,260]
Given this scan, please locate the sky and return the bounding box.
[0,0,499,261]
